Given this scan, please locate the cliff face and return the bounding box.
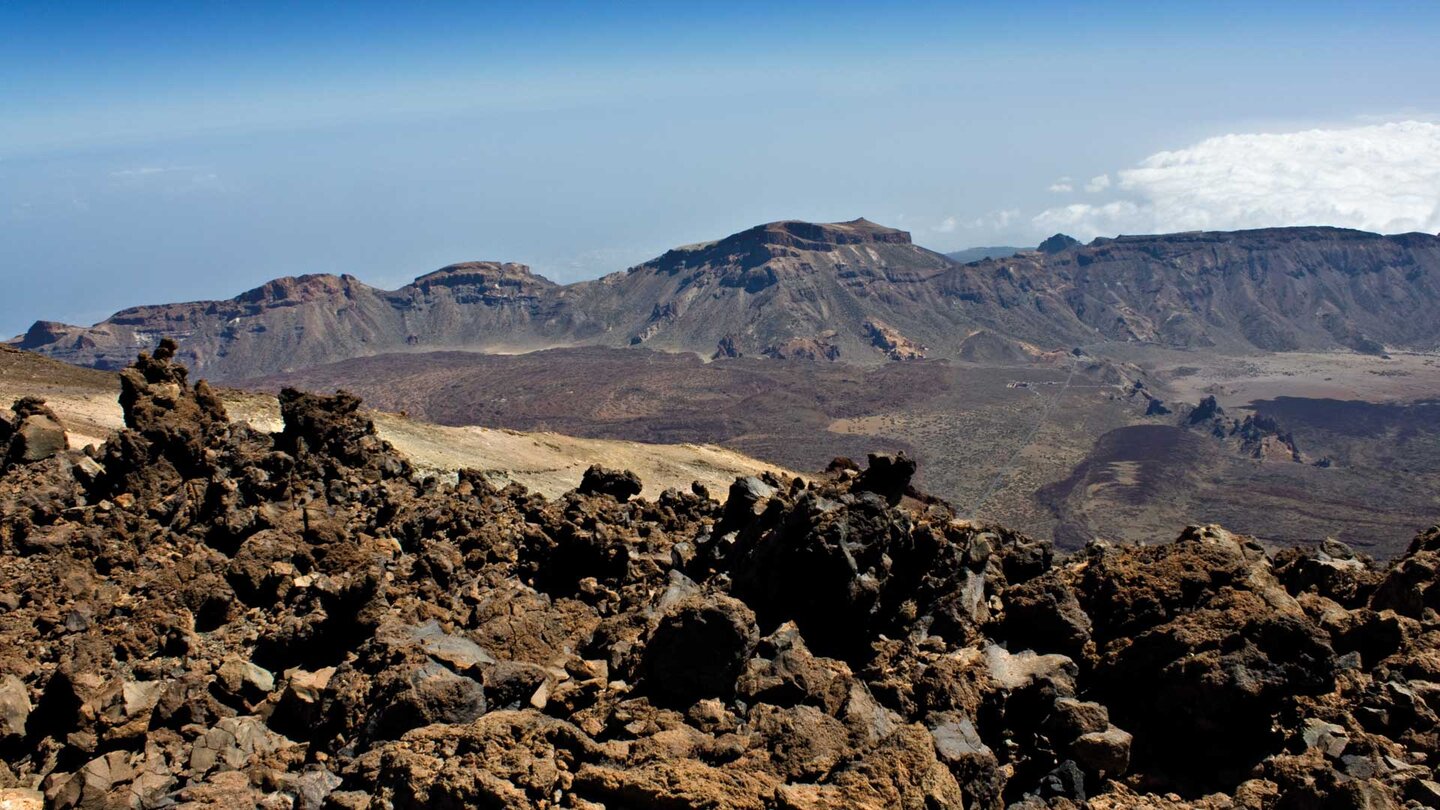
[12,223,1440,380]
[1009,228,1440,353]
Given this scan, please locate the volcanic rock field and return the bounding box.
[2,343,1440,808]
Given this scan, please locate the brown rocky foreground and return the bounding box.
[2,341,1439,809]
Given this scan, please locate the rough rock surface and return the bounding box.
[1,397,67,469]
[1,343,1439,807]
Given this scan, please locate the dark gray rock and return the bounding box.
[1038,233,1081,254]
[1035,759,1086,801]
[369,662,486,740]
[642,594,758,706]
[578,465,642,500]
[854,452,916,505]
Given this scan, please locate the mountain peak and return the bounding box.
[236,273,355,306]
[744,218,912,249]
[412,261,554,291]
[1038,233,1082,254]
[644,218,915,279]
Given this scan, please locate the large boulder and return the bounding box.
[853,452,916,505]
[577,465,643,501]
[641,594,758,706]
[727,467,1003,660]
[1,398,66,466]
[1078,526,1337,790]
[13,417,66,463]
[277,387,412,480]
[1371,525,1440,618]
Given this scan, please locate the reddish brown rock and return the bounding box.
[0,347,1438,808]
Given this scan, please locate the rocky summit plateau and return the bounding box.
[2,341,1440,809]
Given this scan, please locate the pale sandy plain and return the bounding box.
[0,346,793,498]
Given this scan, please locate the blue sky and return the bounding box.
[4,1,1440,335]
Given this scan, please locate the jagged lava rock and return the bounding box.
[0,347,1437,807]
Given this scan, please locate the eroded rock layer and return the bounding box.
[2,343,1439,808]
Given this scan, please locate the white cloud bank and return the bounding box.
[1034,121,1440,239]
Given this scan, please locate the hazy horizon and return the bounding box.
[5,1,1440,335]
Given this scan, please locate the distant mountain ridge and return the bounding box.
[945,245,1024,263]
[12,220,1440,380]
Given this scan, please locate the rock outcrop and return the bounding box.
[1180,397,1307,463]
[1,347,1439,807]
[865,319,926,361]
[1,398,67,469]
[1037,233,1081,254]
